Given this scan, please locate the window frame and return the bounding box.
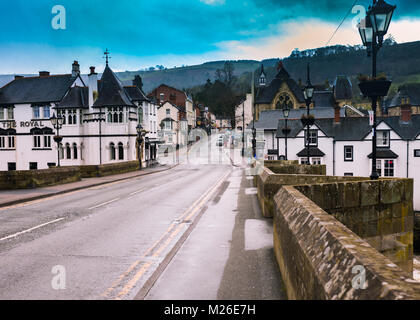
[377,130,391,148]
[414,150,420,157]
[344,145,354,162]
[305,129,318,147]
[384,159,395,177]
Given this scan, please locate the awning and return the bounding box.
[297,147,326,157]
[368,149,399,159]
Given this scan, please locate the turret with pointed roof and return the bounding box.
[93,65,134,108]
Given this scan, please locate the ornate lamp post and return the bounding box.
[358,0,396,180]
[281,104,291,161]
[136,124,147,170]
[302,64,314,165]
[50,113,64,167]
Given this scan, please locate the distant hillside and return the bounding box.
[116,59,279,93]
[1,40,419,101]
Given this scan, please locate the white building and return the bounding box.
[0,60,157,171]
[157,102,188,149]
[272,113,420,210]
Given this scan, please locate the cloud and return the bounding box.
[200,0,225,5]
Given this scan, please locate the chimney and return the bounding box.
[88,66,98,110]
[401,98,412,122]
[334,106,341,124]
[39,71,50,77]
[72,61,80,77]
[14,75,24,80]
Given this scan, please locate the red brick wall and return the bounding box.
[149,85,186,107]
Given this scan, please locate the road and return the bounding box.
[0,135,285,300]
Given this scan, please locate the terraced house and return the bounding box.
[0,60,158,171]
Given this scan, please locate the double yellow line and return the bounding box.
[101,170,231,300]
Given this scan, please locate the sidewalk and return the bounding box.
[0,164,177,208]
[143,163,286,300]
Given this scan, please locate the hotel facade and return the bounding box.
[0,60,159,171]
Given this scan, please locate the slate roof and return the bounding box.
[253,108,346,131]
[297,147,326,157]
[0,74,76,105]
[333,76,353,100]
[387,83,420,108]
[57,86,89,109]
[255,66,305,104]
[276,115,420,141]
[124,86,149,102]
[313,91,337,109]
[93,66,134,108]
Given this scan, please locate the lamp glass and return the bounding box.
[50,114,58,127]
[304,86,314,100]
[58,115,64,126]
[283,108,290,118]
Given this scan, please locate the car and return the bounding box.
[216,136,224,147]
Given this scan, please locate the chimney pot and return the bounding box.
[89,66,96,75]
[72,61,80,77]
[39,71,50,77]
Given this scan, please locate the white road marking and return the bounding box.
[0,218,65,242]
[129,189,145,196]
[244,219,273,251]
[88,198,120,210]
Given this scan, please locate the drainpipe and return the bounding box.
[333,139,336,176]
[407,140,409,178]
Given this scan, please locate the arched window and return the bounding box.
[59,144,64,159]
[73,143,78,159]
[66,143,71,159]
[110,143,116,160]
[118,142,124,160]
[276,93,294,110]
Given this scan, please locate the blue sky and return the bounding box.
[0,0,419,74]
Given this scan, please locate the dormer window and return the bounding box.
[377,130,390,148]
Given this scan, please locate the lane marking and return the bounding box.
[129,189,145,196]
[88,198,120,210]
[101,170,231,300]
[0,218,65,242]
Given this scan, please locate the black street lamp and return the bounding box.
[303,64,314,165]
[358,0,396,180]
[136,123,147,170]
[280,103,291,161]
[50,113,64,167]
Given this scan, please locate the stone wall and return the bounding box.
[78,161,140,178]
[256,166,366,218]
[294,179,414,273]
[0,167,81,189]
[273,186,420,300]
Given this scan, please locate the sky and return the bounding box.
[0,0,419,74]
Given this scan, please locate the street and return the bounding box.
[0,136,285,300]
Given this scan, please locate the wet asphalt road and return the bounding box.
[0,137,285,300]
